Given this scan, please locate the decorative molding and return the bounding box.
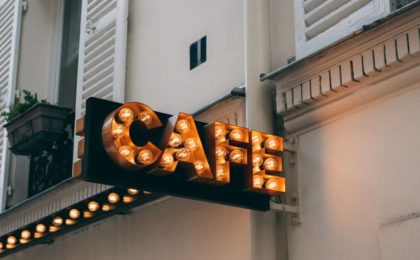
[273,6,420,123]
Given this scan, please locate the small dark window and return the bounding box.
[190,36,207,70]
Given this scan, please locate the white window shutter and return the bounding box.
[75,0,128,119]
[0,0,23,212]
[294,0,390,58]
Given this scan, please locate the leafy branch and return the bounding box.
[1,90,48,122]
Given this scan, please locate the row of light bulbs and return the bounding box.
[0,189,144,253]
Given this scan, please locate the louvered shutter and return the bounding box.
[294,0,389,58]
[0,0,22,212]
[75,0,128,119]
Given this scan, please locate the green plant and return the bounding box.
[1,90,48,122]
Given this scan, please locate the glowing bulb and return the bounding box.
[216,166,226,181]
[34,232,43,238]
[169,133,182,147]
[214,125,226,139]
[265,137,279,150]
[127,188,139,195]
[138,111,153,125]
[143,191,152,195]
[252,154,263,167]
[20,238,29,244]
[102,204,112,212]
[35,224,46,233]
[253,175,264,188]
[229,129,244,141]
[0,242,3,249]
[176,148,190,161]
[123,195,135,203]
[65,219,76,225]
[215,146,227,160]
[137,149,154,164]
[263,158,278,171]
[252,132,263,145]
[21,230,31,240]
[160,153,174,168]
[88,201,100,212]
[118,108,134,123]
[49,226,59,232]
[7,236,16,245]
[52,216,63,226]
[83,211,93,218]
[112,124,125,138]
[69,209,80,219]
[176,119,190,133]
[119,146,133,158]
[194,160,205,174]
[229,150,244,163]
[265,179,281,191]
[184,138,198,150]
[108,193,120,204]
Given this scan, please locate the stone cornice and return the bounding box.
[272,5,420,123]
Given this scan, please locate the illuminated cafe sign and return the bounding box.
[76,98,285,211]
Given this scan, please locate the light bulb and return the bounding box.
[215,146,227,160]
[35,224,46,233]
[52,216,63,226]
[137,149,154,164]
[169,133,182,147]
[49,226,59,232]
[83,211,93,218]
[252,154,263,167]
[69,209,80,219]
[118,108,134,123]
[263,158,278,171]
[88,201,99,212]
[20,239,29,244]
[108,192,120,204]
[34,232,43,239]
[253,175,264,188]
[194,160,205,174]
[123,195,134,203]
[214,125,225,139]
[0,242,3,249]
[102,204,112,212]
[252,132,263,145]
[21,230,31,240]
[229,150,244,163]
[112,124,125,138]
[127,188,139,195]
[176,119,190,133]
[139,111,153,125]
[184,138,198,151]
[229,129,244,141]
[65,219,76,225]
[265,179,281,191]
[176,148,190,161]
[216,166,226,181]
[265,137,279,150]
[119,146,133,158]
[7,236,16,245]
[160,153,174,168]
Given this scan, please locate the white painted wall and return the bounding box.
[287,72,420,259]
[125,0,245,114]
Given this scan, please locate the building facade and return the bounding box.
[0,0,419,259]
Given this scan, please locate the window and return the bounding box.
[58,0,82,109]
[390,0,417,10]
[190,36,207,70]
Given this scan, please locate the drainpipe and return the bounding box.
[244,1,283,260]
